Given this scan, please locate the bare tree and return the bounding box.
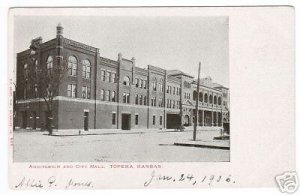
[27,47,67,135]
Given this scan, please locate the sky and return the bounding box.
[14,16,229,87]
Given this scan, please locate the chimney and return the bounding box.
[56,23,64,37]
[131,57,136,85]
[118,53,123,61]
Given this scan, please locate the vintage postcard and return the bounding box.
[8,7,296,190]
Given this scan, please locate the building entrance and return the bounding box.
[32,111,36,129]
[22,111,27,129]
[84,111,89,131]
[166,114,181,129]
[121,114,131,130]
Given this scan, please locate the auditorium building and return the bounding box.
[14,24,229,131]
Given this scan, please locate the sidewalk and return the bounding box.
[14,126,222,137]
[174,139,230,150]
[173,128,230,150]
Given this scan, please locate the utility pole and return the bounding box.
[193,62,201,141]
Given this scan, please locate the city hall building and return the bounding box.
[15,24,229,131]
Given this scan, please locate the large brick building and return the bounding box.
[15,24,229,131]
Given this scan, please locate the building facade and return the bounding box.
[15,24,229,130]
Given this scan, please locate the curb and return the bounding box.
[174,142,230,150]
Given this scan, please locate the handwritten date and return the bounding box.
[144,170,235,187]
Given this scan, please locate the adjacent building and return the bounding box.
[15,24,229,130]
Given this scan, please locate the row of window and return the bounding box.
[184,92,191,99]
[23,84,38,99]
[192,91,222,105]
[100,69,117,83]
[135,95,147,106]
[100,90,116,102]
[166,85,180,95]
[68,56,91,79]
[111,113,163,126]
[23,56,91,80]
[67,84,91,99]
[166,99,180,109]
[135,78,147,89]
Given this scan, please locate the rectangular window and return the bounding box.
[72,84,76,98]
[23,87,27,99]
[34,84,38,98]
[173,87,176,95]
[123,93,127,103]
[143,80,146,89]
[152,81,157,91]
[112,73,116,83]
[160,84,164,92]
[135,114,139,125]
[100,89,105,101]
[87,87,91,99]
[105,90,110,101]
[135,78,139,87]
[158,98,163,107]
[153,115,156,125]
[139,79,143,88]
[112,113,116,125]
[82,86,86,98]
[67,84,76,98]
[107,71,111,82]
[67,84,72,97]
[126,93,130,104]
[111,91,116,102]
[135,95,139,104]
[139,95,143,105]
[101,70,106,81]
[160,116,163,126]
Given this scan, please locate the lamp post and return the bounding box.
[193,62,201,141]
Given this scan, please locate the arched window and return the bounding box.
[218,97,222,105]
[68,56,77,76]
[199,92,203,102]
[204,93,208,103]
[193,91,197,101]
[214,96,217,104]
[46,56,53,75]
[123,76,130,86]
[209,95,213,104]
[82,59,91,79]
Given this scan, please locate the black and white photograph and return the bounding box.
[6,6,296,191]
[13,14,230,162]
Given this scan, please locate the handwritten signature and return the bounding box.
[14,176,93,189]
[144,170,235,187]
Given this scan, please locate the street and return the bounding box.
[13,129,229,162]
